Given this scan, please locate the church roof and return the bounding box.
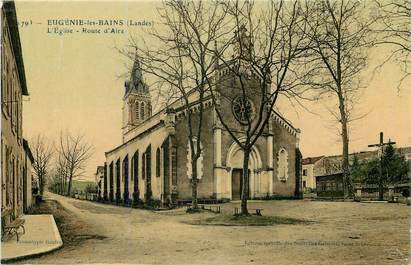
[302,156,324,165]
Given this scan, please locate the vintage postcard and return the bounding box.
[1,0,410,264]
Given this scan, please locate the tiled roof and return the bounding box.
[302,156,324,165]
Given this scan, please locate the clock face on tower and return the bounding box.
[232,96,254,124]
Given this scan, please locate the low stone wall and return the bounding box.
[354,183,410,203]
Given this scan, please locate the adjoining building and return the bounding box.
[302,151,380,194]
[102,40,302,205]
[1,1,30,217]
[94,166,104,198]
[301,156,324,191]
[302,147,411,198]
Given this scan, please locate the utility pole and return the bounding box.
[368,132,396,201]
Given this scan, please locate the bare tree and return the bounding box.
[303,0,374,198]
[373,0,410,87]
[31,135,54,196]
[123,0,228,210]
[58,131,94,196]
[54,149,69,195]
[208,0,313,215]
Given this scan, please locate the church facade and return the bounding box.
[102,56,302,205]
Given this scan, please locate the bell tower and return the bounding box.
[122,53,152,138]
[233,24,252,61]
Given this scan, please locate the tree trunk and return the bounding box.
[63,175,66,195]
[60,174,64,195]
[191,159,199,209]
[338,94,350,199]
[39,170,45,195]
[341,121,349,199]
[67,174,73,196]
[241,149,251,215]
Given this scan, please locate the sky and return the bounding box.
[15,0,411,181]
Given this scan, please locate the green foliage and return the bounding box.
[48,181,62,194]
[145,190,153,201]
[350,155,366,184]
[363,159,380,184]
[362,144,409,185]
[50,180,96,196]
[145,198,161,209]
[381,144,409,183]
[70,180,95,194]
[254,195,301,200]
[115,191,122,204]
[85,183,98,193]
[186,207,202,213]
[132,192,142,207]
[191,214,310,226]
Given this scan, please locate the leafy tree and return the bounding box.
[364,144,409,186]
[350,155,363,184]
[85,183,98,194]
[381,144,409,183]
[363,158,379,185]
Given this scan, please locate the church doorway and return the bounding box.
[231,169,250,200]
[231,168,242,200]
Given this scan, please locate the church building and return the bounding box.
[103,45,302,205]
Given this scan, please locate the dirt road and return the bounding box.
[17,193,409,265]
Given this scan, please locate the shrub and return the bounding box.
[132,192,142,207]
[186,207,202,213]
[145,198,161,209]
[115,191,122,204]
[85,183,98,194]
[145,190,153,201]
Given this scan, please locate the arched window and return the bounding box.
[148,103,152,116]
[156,148,161,177]
[187,138,203,179]
[135,102,140,122]
[277,148,288,181]
[141,102,145,120]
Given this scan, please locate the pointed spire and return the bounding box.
[131,48,143,90]
[234,24,252,60]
